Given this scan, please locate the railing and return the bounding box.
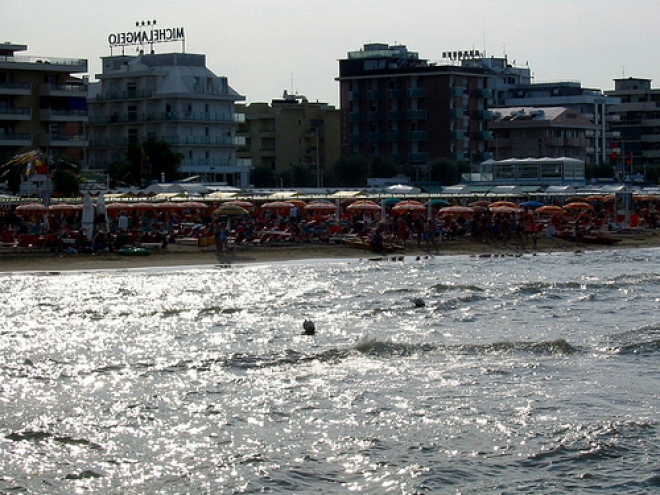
[0,81,30,91]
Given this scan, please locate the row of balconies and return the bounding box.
[0,82,87,97]
[89,111,237,125]
[95,89,155,101]
[348,108,493,123]
[90,135,238,148]
[351,87,493,101]
[350,130,492,143]
[0,132,87,148]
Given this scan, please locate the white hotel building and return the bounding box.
[87,51,249,187]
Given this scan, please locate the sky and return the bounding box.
[3,0,659,107]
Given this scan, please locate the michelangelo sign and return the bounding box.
[108,27,185,47]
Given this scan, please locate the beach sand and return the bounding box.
[1,230,658,273]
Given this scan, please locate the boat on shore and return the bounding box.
[343,238,405,253]
[552,231,622,245]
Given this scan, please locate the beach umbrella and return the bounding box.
[438,205,476,217]
[213,204,250,230]
[391,200,426,213]
[382,197,403,207]
[469,200,491,208]
[564,196,587,204]
[585,195,607,202]
[489,205,519,214]
[346,200,381,211]
[489,201,519,209]
[223,200,255,211]
[260,201,295,210]
[426,199,451,207]
[304,200,337,212]
[48,203,80,212]
[520,200,545,209]
[15,202,48,213]
[535,205,565,215]
[563,201,594,211]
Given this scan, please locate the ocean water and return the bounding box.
[1,248,659,494]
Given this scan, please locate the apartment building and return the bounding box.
[87,51,249,187]
[237,92,340,187]
[0,42,88,164]
[336,43,493,180]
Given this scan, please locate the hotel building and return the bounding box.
[336,43,493,180]
[0,42,88,164]
[87,51,249,187]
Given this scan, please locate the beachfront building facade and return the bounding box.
[487,106,596,163]
[605,77,660,175]
[493,81,619,167]
[336,43,493,180]
[236,92,341,188]
[0,42,88,165]
[87,52,249,187]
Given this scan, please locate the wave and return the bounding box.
[605,325,660,355]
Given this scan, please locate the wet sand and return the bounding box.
[0,230,658,273]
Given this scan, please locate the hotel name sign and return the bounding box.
[108,26,185,47]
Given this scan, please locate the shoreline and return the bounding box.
[1,231,658,273]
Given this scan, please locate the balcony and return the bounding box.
[387,89,402,99]
[40,83,87,97]
[451,151,465,161]
[407,110,427,120]
[641,134,660,143]
[367,111,385,121]
[348,112,365,122]
[408,88,427,98]
[408,152,429,164]
[408,131,427,141]
[0,133,32,146]
[387,110,402,120]
[349,91,362,102]
[477,131,493,141]
[450,87,465,97]
[0,81,31,96]
[39,109,88,122]
[605,131,621,138]
[475,88,493,99]
[367,90,384,100]
[451,108,464,118]
[41,134,87,147]
[95,89,154,101]
[368,132,385,143]
[349,134,364,144]
[388,131,403,142]
[450,130,464,140]
[162,135,236,146]
[478,110,495,120]
[0,107,31,121]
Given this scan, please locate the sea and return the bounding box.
[1,247,659,494]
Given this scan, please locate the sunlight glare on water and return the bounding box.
[1,250,659,493]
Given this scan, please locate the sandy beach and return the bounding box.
[1,229,659,273]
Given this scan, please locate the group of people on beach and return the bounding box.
[0,195,655,255]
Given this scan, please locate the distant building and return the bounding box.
[605,77,660,172]
[488,106,596,163]
[0,42,88,164]
[336,43,493,180]
[495,81,619,167]
[236,92,340,187]
[87,51,248,187]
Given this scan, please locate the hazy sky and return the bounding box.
[4,0,658,106]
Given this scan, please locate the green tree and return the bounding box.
[50,167,80,197]
[429,158,461,185]
[111,139,183,187]
[330,156,369,187]
[250,165,275,188]
[369,155,397,179]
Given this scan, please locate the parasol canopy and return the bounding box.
[304,200,338,211]
[346,200,381,211]
[535,205,565,215]
[563,201,594,211]
[391,200,426,213]
[438,205,476,217]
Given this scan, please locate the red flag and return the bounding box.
[610,142,618,161]
[626,152,633,166]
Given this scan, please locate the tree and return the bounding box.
[328,156,369,187]
[429,158,461,185]
[369,155,397,179]
[50,167,80,197]
[109,139,183,187]
[250,165,275,188]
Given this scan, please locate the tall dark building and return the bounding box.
[336,43,493,180]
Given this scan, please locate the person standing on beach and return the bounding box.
[118,212,129,232]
